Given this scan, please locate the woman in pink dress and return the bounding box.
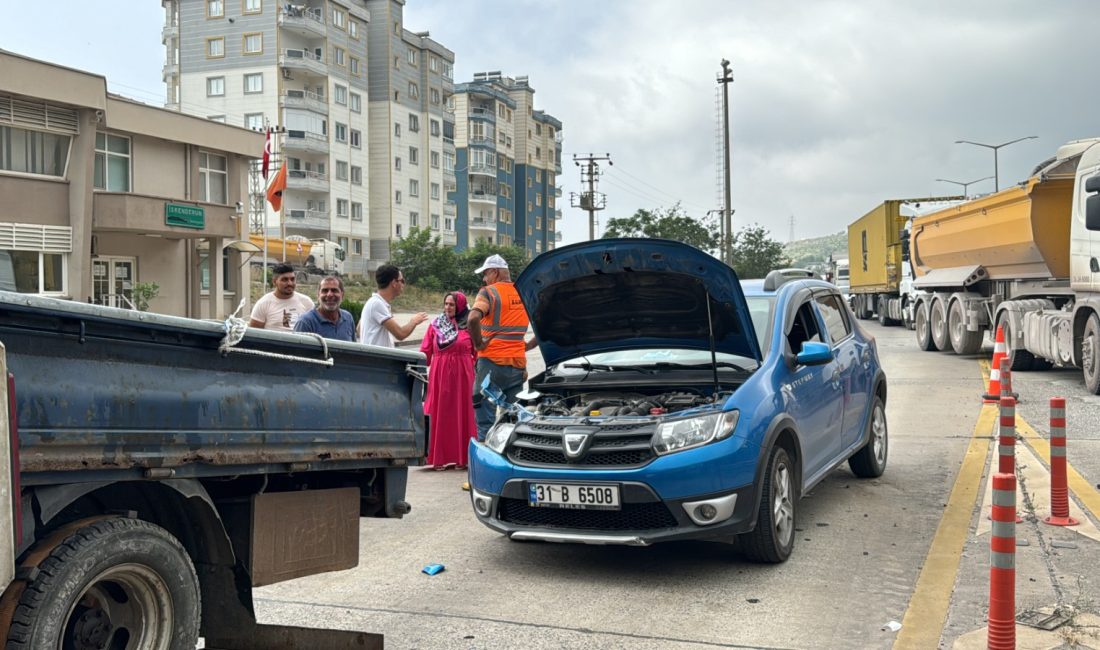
[420,291,478,469]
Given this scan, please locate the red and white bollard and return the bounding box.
[988,472,1017,650]
[999,366,1020,401]
[998,396,1016,475]
[1043,397,1078,527]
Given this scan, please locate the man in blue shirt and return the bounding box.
[294,275,356,341]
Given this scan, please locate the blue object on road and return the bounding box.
[422,563,445,575]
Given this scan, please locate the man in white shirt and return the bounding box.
[359,264,427,347]
[249,263,315,331]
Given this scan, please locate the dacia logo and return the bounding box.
[562,428,594,460]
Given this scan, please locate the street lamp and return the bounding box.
[935,175,994,199]
[954,136,1038,192]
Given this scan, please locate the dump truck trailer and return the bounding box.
[909,138,1100,392]
[848,197,963,328]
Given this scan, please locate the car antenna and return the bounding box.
[705,291,720,394]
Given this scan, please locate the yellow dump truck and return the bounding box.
[847,197,962,327]
[909,138,1100,392]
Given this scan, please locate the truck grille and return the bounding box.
[507,421,656,469]
[498,498,678,530]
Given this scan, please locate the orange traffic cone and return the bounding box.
[983,326,1007,403]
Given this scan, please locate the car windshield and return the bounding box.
[558,348,757,374]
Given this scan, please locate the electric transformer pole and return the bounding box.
[718,59,733,266]
[570,153,612,241]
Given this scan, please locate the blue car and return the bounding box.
[468,238,888,562]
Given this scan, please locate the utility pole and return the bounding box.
[570,153,611,240]
[718,59,734,266]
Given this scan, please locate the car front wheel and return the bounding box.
[740,446,796,563]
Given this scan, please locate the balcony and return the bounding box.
[469,189,497,204]
[443,201,456,217]
[556,209,562,218]
[468,163,495,177]
[555,231,563,242]
[286,208,330,231]
[286,169,329,193]
[469,107,496,122]
[468,134,495,148]
[162,62,179,81]
[161,22,178,44]
[554,186,562,197]
[280,49,327,78]
[440,229,457,246]
[470,217,497,230]
[283,130,329,155]
[280,89,328,115]
[278,6,326,38]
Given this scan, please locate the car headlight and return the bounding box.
[652,411,739,455]
[484,421,516,454]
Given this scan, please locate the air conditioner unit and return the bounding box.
[281,68,292,80]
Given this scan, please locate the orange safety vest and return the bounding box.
[477,281,529,367]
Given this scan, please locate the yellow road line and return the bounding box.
[1016,416,1100,522]
[893,405,997,650]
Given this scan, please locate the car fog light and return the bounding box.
[695,503,718,521]
[471,489,492,516]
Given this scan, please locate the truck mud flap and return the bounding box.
[204,624,383,649]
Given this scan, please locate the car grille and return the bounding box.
[507,421,656,469]
[498,498,679,530]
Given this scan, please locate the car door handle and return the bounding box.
[861,350,872,367]
[831,369,841,387]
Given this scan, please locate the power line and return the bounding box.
[601,170,713,214]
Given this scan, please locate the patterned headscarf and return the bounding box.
[434,291,469,349]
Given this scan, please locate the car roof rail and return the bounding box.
[763,268,818,291]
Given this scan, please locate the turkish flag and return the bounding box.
[261,127,273,180]
[266,163,287,212]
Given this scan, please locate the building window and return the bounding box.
[430,182,439,200]
[536,193,543,206]
[350,93,361,113]
[409,179,419,197]
[396,224,403,237]
[206,37,224,58]
[429,55,439,72]
[207,115,226,123]
[430,119,440,136]
[4,249,66,295]
[443,62,453,79]
[394,157,401,171]
[93,133,130,192]
[243,0,261,14]
[351,202,362,220]
[536,169,542,182]
[536,146,542,160]
[394,122,401,137]
[430,151,439,168]
[244,113,264,131]
[335,160,348,181]
[408,114,419,132]
[410,211,419,228]
[350,129,361,148]
[352,238,362,255]
[337,236,349,251]
[334,84,347,105]
[445,216,453,231]
[243,33,262,55]
[331,7,345,29]
[349,20,358,38]
[443,152,454,173]
[336,199,349,217]
[243,73,263,94]
[207,0,224,18]
[395,190,402,204]
[408,82,419,100]
[334,122,347,143]
[393,20,400,35]
[350,165,362,184]
[206,76,225,96]
[349,57,360,76]
[430,88,440,105]
[536,216,542,228]
[430,213,439,229]
[408,146,418,165]
[333,46,345,66]
[199,152,227,204]
[407,48,418,65]
[0,125,71,177]
[393,56,399,69]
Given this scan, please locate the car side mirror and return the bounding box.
[796,341,833,366]
[1085,174,1100,231]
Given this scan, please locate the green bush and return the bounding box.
[340,298,364,324]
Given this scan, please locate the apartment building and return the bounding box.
[164,0,455,271]
[0,50,261,317]
[364,0,455,263]
[452,72,562,256]
[163,0,372,274]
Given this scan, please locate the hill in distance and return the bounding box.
[785,231,847,269]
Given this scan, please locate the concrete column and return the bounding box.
[68,110,99,302]
[209,236,224,319]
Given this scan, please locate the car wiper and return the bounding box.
[650,361,753,372]
[562,362,654,374]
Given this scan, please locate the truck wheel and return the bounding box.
[930,299,951,352]
[739,446,796,563]
[998,314,1037,371]
[6,518,200,650]
[948,299,983,355]
[849,395,888,478]
[915,302,938,351]
[877,299,889,326]
[1082,314,1100,394]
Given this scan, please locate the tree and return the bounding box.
[389,227,457,291]
[602,205,720,253]
[730,224,790,279]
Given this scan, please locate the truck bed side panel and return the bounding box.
[848,201,903,294]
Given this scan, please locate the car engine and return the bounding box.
[526,390,730,417]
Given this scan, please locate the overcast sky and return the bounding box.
[2,1,1095,245]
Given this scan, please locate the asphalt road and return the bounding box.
[250,320,1100,649]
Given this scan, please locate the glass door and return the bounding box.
[92,257,136,308]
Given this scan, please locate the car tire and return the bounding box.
[848,395,888,478]
[1082,313,1100,394]
[915,301,937,351]
[948,299,983,355]
[740,446,796,564]
[930,298,950,352]
[6,518,200,650]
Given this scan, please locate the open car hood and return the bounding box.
[515,238,762,368]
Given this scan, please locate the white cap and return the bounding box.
[474,254,509,274]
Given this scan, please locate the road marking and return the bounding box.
[1016,415,1100,526]
[893,404,997,650]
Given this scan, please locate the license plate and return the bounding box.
[527,483,621,510]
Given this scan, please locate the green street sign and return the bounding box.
[165,203,205,229]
